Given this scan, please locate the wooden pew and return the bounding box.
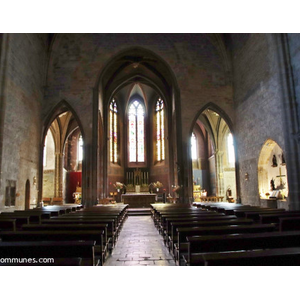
[1,211,51,224]
[0,230,105,265]
[175,223,276,265]
[0,240,95,266]
[0,215,30,229]
[185,230,300,265]
[163,215,237,243]
[192,247,300,266]
[168,218,253,261]
[260,212,300,224]
[233,208,285,218]
[41,218,117,249]
[157,212,225,234]
[280,217,300,231]
[0,219,16,231]
[22,223,109,262]
[243,210,300,222]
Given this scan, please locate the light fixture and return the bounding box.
[245,173,249,181]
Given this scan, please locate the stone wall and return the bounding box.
[45,34,234,202]
[232,34,287,206]
[0,34,47,210]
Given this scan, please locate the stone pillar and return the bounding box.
[54,152,63,198]
[216,150,224,197]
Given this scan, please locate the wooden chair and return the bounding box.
[52,197,63,205]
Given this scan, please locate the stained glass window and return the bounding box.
[191,132,197,160]
[129,100,145,162]
[156,98,165,161]
[109,99,118,163]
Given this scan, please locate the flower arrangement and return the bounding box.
[151,181,163,188]
[113,182,126,190]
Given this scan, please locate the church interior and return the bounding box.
[2,32,300,271]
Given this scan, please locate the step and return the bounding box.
[127,208,152,216]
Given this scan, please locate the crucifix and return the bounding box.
[276,167,286,186]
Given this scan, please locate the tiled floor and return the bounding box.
[104,215,176,266]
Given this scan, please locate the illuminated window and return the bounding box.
[78,135,83,162]
[129,100,144,162]
[191,132,197,160]
[155,98,165,161]
[109,99,118,163]
[227,133,235,164]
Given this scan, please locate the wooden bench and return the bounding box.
[42,198,52,206]
[185,230,300,266]
[260,212,300,224]
[190,247,300,266]
[168,218,253,261]
[175,223,276,265]
[41,218,117,249]
[0,230,105,265]
[0,240,95,266]
[0,215,30,229]
[1,211,52,224]
[233,208,286,218]
[52,197,63,205]
[280,217,300,231]
[163,215,238,243]
[157,212,225,234]
[0,219,16,231]
[22,223,110,261]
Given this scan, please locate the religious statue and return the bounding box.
[272,155,277,167]
[281,152,286,165]
[270,178,275,191]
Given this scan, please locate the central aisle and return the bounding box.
[104,215,176,266]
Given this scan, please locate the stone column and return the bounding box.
[216,150,224,197]
[54,152,63,198]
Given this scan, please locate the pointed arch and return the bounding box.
[39,100,85,204]
[96,46,181,198]
[189,103,240,202]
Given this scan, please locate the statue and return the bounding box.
[272,155,277,167]
[270,178,275,191]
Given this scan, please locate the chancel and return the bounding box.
[2,33,300,267]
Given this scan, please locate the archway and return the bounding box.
[25,180,30,210]
[190,107,237,202]
[96,47,181,200]
[42,110,83,205]
[258,139,289,205]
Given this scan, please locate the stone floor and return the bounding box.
[104,215,176,266]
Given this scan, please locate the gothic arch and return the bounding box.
[96,46,181,198]
[39,100,85,205]
[189,103,240,202]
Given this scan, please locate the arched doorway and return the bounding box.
[25,180,30,209]
[258,139,289,207]
[190,108,237,202]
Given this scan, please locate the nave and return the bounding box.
[104,215,175,266]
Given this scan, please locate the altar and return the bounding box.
[121,193,157,208]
